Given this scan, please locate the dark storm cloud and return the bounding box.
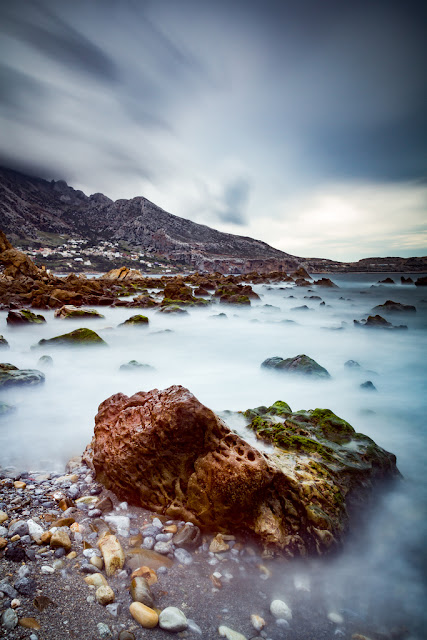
[0,1,117,83]
[215,178,251,226]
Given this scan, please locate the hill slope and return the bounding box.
[0,166,300,273]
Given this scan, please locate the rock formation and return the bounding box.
[83,385,398,555]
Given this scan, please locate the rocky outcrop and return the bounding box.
[0,363,45,387]
[371,300,416,313]
[261,354,331,379]
[354,315,407,330]
[35,328,107,348]
[83,386,398,555]
[6,309,46,325]
[119,315,149,327]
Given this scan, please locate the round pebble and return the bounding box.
[159,606,188,632]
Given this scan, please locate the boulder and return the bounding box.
[401,277,413,285]
[83,386,398,555]
[7,309,46,325]
[0,335,9,349]
[371,300,416,313]
[54,305,105,319]
[314,278,338,288]
[354,315,407,330]
[291,267,311,280]
[0,363,45,388]
[119,315,149,327]
[35,328,107,348]
[415,276,427,286]
[261,354,330,379]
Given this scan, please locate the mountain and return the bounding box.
[0,166,300,274]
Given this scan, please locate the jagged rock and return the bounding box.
[131,295,158,308]
[354,315,407,330]
[371,300,416,313]
[7,309,46,325]
[261,354,330,378]
[54,305,105,319]
[119,315,149,327]
[291,267,311,280]
[314,278,338,287]
[401,277,413,284]
[360,381,377,391]
[378,277,395,284]
[35,328,107,348]
[0,335,9,349]
[102,267,144,281]
[83,385,398,555]
[0,363,45,388]
[158,305,188,315]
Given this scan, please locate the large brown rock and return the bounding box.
[83,386,398,556]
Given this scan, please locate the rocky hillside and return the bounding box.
[0,166,300,274]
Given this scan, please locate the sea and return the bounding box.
[1,272,426,638]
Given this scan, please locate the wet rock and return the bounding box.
[98,534,125,576]
[378,277,395,284]
[118,631,135,640]
[7,309,46,325]
[209,533,230,553]
[174,547,193,565]
[415,276,427,286]
[129,601,158,628]
[0,580,19,598]
[1,608,18,630]
[360,381,377,391]
[0,335,9,349]
[314,278,338,287]
[84,574,108,588]
[153,540,173,554]
[218,625,247,640]
[261,354,330,378]
[97,622,113,638]
[5,543,26,562]
[130,566,157,585]
[38,355,53,366]
[0,510,8,523]
[35,327,107,348]
[54,305,105,319]
[119,360,154,372]
[0,363,45,388]
[250,614,265,631]
[119,314,149,326]
[130,576,154,607]
[372,300,416,313]
[354,315,391,328]
[270,599,292,620]
[96,585,115,605]
[8,520,29,537]
[345,360,360,368]
[18,617,40,630]
[83,385,398,554]
[159,606,188,632]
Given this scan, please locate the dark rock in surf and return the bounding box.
[35,328,107,347]
[371,300,416,313]
[360,380,377,391]
[0,363,45,388]
[261,354,330,379]
[7,309,46,325]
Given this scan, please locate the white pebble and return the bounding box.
[328,612,344,624]
[218,625,247,640]
[40,566,55,574]
[270,599,292,620]
[152,517,163,528]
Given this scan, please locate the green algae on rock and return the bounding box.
[84,385,398,557]
[54,305,105,319]
[0,363,45,387]
[34,328,107,348]
[119,314,149,326]
[6,309,46,325]
[261,354,331,378]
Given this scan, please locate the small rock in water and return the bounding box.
[218,624,248,640]
[129,601,159,628]
[174,547,193,565]
[159,606,188,632]
[360,380,377,391]
[270,599,292,620]
[154,540,173,554]
[130,576,154,608]
[328,611,344,624]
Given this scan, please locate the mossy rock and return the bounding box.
[54,305,105,320]
[7,309,46,325]
[119,315,149,326]
[261,354,330,378]
[219,294,251,305]
[309,408,355,444]
[0,335,9,350]
[161,297,210,308]
[35,328,107,348]
[158,305,189,315]
[38,355,53,367]
[0,363,45,387]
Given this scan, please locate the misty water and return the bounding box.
[1,273,426,638]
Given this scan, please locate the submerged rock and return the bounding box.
[354,315,407,330]
[119,360,154,372]
[83,385,398,555]
[0,363,45,388]
[119,314,149,327]
[7,309,46,325]
[0,335,9,349]
[371,300,416,313]
[261,354,330,378]
[35,327,107,347]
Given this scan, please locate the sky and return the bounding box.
[0,0,426,261]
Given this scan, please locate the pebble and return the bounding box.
[98,534,125,576]
[328,611,344,624]
[40,565,55,574]
[0,510,8,523]
[210,533,230,553]
[18,617,40,630]
[174,547,193,565]
[84,573,108,588]
[8,520,29,538]
[106,602,121,616]
[96,585,115,605]
[50,529,72,551]
[218,624,248,640]
[270,599,292,620]
[154,540,174,554]
[159,606,188,632]
[155,532,173,542]
[152,517,163,528]
[97,622,112,638]
[251,614,265,631]
[90,555,104,570]
[141,536,155,550]
[0,580,19,598]
[14,577,37,596]
[104,514,130,536]
[11,598,21,608]
[118,631,135,640]
[141,525,161,537]
[129,601,159,628]
[2,608,19,629]
[130,576,154,607]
